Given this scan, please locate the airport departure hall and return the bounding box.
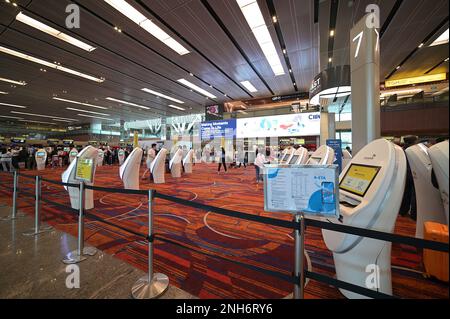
[0,0,449,303]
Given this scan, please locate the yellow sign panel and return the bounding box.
[133,131,139,148]
[75,158,94,183]
[385,73,446,88]
[340,164,380,196]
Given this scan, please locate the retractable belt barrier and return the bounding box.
[0,171,448,300]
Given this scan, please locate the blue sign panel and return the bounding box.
[326,139,343,172]
[200,119,236,140]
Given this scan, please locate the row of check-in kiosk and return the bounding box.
[56,139,448,298]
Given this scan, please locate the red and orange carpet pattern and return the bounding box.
[0,163,448,299]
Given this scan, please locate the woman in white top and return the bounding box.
[254,150,266,183]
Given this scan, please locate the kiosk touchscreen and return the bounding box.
[150,148,167,184]
[321,139,406,298]
[170,149,183,178]
[428,140,449,225]
[279,148,292,164]
[118,149,126,166]
[35,149,47,171]
[97,149,104,167]
[69,148,78,163]
[406,144,446,238]
[183,149,194,174]
[306,145,335,165]
[61,146,98,210]
[286,147,309,165]
[119,147,143,190]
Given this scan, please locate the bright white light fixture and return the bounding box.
[0,115,23,119]
[236,0,285,76]
[52,97,108,110]
[10,111,77,121]
[16,12,96,52]
[77,114,115,121]
[429,28,449,47]
[0,102,27,108]
[240,80,258,92]
[19,119,56,125]
[141,88,185,104]
[66,107,110,116]
[106,97,150,109]
[104,0,190,55]
[168,104,185,111]
[0,77,26,86]
[52,119,73,122]
[0,45,105,83]
[0,91,8,94]
[177,79,217,99]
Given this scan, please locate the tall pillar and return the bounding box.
[320,112,336,146]
[350,13,380,154]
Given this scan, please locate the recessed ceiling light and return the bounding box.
[272,16,277,23]
[141,88,185,104]
[106,97,150,109]
[177,78,217,99]
[240,80,257,92]
[0,102,27,108]
[19,119,56,125]
[328,57,332,62]
[418,43,424,48]
[0,45,105,83]
[168,104,185,111]
[445,57,449,62]
[330,30,335,37]
[104,0,190,55]
[52,97,108,110]
[77,114,115,121]
[237,0,285,76]
[10,110,77,121]
[0,91,8,94]
[429,28,449,47]
[66,107,110,116]
[16,12,96,52]
[396,65,401,70]
[0,76,26,86]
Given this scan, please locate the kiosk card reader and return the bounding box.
[406,143,446,238]
[35,149,47,171]
[170,149,183,178]
[150,148,167,184]
[183,149,194,174]
[61,146,98,210]
[69,148,78,163]
[428,140,449,225]
[119,147,143,190]
[287,147,309,165]
[306,145,335,165]
[118,149,125,166]
[322,139,406,298]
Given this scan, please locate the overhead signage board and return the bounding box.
[385,73,447,88]
[264,165,339,218]
[205,104,224,121]
[75,158,95,183]
[200,119,236,140]
[11,137,26,144]
[236,112,320,138]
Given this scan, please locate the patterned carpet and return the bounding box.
[0,163,448,299]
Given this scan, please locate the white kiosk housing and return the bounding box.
[118,149,126,166]
[306,145,335,165]
[279,148,292,164]
[35,149,47,171]
[428,140,449,225]
[69,148,78,163]
[119,147,143,190]
[97,149,104,167]
[322,139,406,298]
[61,146,98,210]
[183,149,194,174]
[170,149,183,178]
[150,148,167,184]
[342,149,352,170]
[405,144,446,238]
[286,147,309,165]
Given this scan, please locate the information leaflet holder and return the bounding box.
[263,164,340,299]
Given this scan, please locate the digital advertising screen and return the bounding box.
[340,164,381,197]
[200,119,236,140]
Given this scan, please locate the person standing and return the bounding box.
[217,147,227,173]
[147,143,157,180]
[254,149,266,183]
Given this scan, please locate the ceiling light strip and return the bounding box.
[52,97,108,110]
[0,77,26,86]
[0,102,27,108]
[77,114,115,121]
[176,79,217,99]
[19,119,56,125]
[0,115,23,119]
[240,80,257,93]
[106,97,150,109]
[66,107,110,116]
[168,104,185,111]
[141,88,185,104]
[10,110,77,121]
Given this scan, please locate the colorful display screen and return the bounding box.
[36,151,46,157]
[289,155,299,164]
[339,164,381,197]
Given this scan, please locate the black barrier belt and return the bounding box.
[84,184,148,196]
[305,218,449,252]
[154,234,297,285]
[41,177,80,188]
[304,270,397,299]
[16,173,36,180]
[155,192,299,231]
[18,190,35,199]
[83,211,148,239]
[40,197,78,214]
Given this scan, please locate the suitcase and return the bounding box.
[423,222,449,282]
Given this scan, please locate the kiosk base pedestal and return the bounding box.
[131,273,169,299]
[62,246,98,264]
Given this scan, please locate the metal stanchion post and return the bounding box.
[23,176,53,236]
[63,181,97,264]
[294,212,305,299]
[1,171,24,221]
[132,189,169,299]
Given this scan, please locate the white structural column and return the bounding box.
[320,112,336,146]
[350,13,380,154]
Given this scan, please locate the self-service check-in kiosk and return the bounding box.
[119,147,143,190]
[97,149,104,167]
[322,139,406,298]
[428,140,449,225]
[183,149,194,174]
[61,146,98,210]
[118,149,126,166]
[279,148,292,164]
[170,149,183,178]
[69,148,78,163]
[306,145,335,165]
[406,143,446,238]
[286,147,309,165]
[150,148,167,184]
[342,149,352,170]
[35,149,47,171]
